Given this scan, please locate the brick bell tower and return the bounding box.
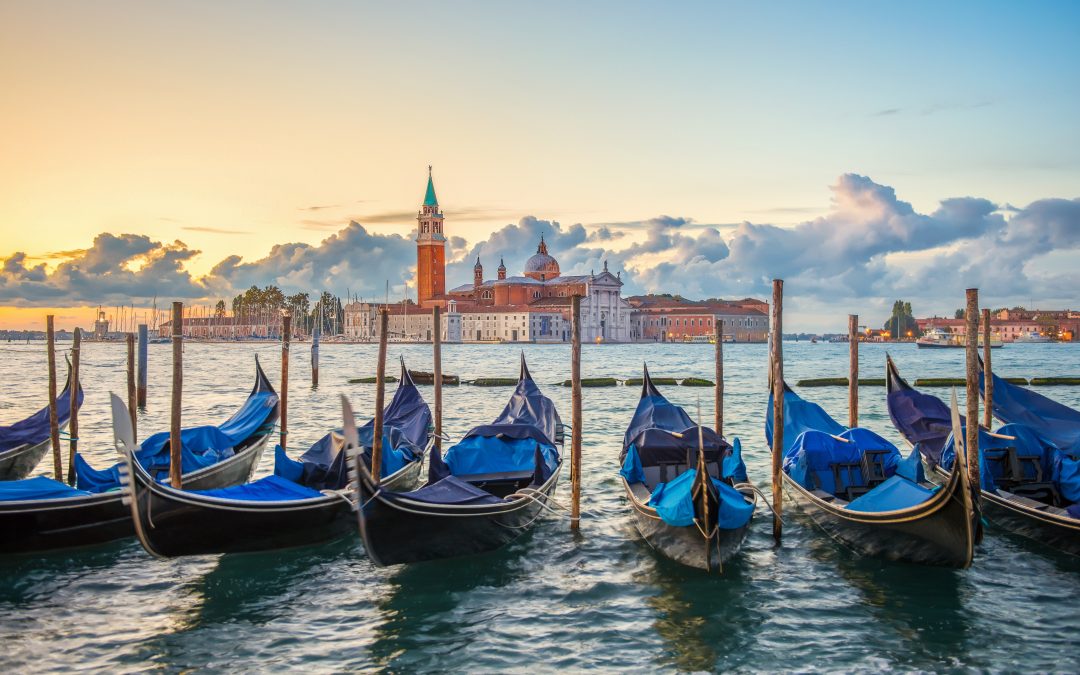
[416,166,446,305]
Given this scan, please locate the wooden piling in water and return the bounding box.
[137,324,148,408]
[571,295,583,530]
[169,302,183,488]
[770,280,784,543]
[126,332,137,442]
[46,315,62,483]
[849,314,858,428]
[965,289,980,495]
[311,327,319,388]
[281,313,291,450]
[432,307,442,451]
[982,308,993,429]
[371,309,389,484]
[714,319,723,436]
[67,327,80,485]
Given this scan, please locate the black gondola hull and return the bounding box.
[0,435,270,555]
[782,469,975,568]
[623,478,752,572]
[128,451,425,557]
[357,465,561,566]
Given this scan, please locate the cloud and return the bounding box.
[0,233,205,305]
[181,226,252,235]
[299,204,341,211]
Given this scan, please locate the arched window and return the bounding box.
[481,290,492,300]
[533,291,541,299]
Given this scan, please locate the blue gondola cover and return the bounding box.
[982,369,1080,454]
[846,475,936,512]
[192,474,324,502]
[648,469,753,529]
[0,380,83,454]
[0,476,91,502]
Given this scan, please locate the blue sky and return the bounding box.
[1,1,1078,330]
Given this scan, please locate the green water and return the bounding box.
[0,341,1077,672]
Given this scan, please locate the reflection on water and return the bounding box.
[0,341,1079,671]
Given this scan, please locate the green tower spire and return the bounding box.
[423,165,438,207]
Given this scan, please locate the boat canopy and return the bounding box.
[981,366,1080,454]
[0,373,82,454]
[887,381,959,465]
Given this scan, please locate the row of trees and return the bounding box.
[224,285,346,336]
[884,300,921,338]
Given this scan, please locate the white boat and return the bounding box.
[1013,330,1053,343]
[916,327,1003,349]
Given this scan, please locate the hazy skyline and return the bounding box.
[2,1,1078,331]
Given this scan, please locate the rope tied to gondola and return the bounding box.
[736,481,783,525]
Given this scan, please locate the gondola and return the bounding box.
[123,361,434,557]
[354,354,564,566]
[0,356,279,554]
[887,355,1080,555]
[619,366,755,572]
[0,360,83,481]
[766,380,976,567]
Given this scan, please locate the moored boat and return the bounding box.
[0,361,83,481]
[767,380,977,567]
[886,355,1080,556]
[354,355,564,566]
[619,366,755,572]
[123,361,433,557]
[0,357,279,554]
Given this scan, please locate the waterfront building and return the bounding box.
[917,312,1080,342]
[628,295,769,342]
[157,316,287,340]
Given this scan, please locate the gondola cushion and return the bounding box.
[784,429,902,496]
[398,475,504,505]
[0,476,92,502]
[443,432,558,478]
[647,468,753,529]
[846,475,937,512]
[192,474,324,502]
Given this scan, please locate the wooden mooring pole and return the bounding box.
[371,308,389,484]
[714,319,723,435]
[311,327,319,388]
[281,313,292,450]
[137,324,148,408]
[169,302,183,488]
[965,289,981,496]
[432,307,442,452]
[770,280,784,543]
[46,315,62,482]
[982,308,994,429]
[66,327,80,485]
[848,314,858,428]
[127,332,137,442]
[571,295,583,530]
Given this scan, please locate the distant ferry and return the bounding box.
[916,327,1003,349]
[1013,330,1053,344]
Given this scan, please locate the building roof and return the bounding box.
[457,304,564,314]
[424,169,438,207]
[632,305,767,316]
[494,276,543,285]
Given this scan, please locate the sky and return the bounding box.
[1,1,1078,332]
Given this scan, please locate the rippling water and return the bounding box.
[1,340,1078,672]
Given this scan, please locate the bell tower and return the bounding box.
[416,166,446,304]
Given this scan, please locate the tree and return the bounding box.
[884,300,920,338]
[954,308,965,319]
[214,300,226,318]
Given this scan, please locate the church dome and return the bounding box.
[523,235,560,280]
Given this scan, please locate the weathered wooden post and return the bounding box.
[571,295,583,530]
[770,280,784,543]
[66,327,80,485]
[982,308,994,429]
[371,308,389,483]
[311,327,320,388]
[849,314,859,428]
[46,315,62,482]
[169,302,183,488]
[281,312,292,450]
[432,307,442,451]
[965,289,981,495]
[714,319,723,435]
[126,332,137,441]
[137,323,148,408]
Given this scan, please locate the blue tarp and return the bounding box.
[0,475,91,502]
[443,434,558,478]
[847,475,937,512]
[766,385,847,454]
[192,474,324,501]
[397,475,504,505]
[887,383,959,465]
[282,369,430,490]
[0,378,83,454]
[981,368,1080,454]
[648,469,754,529]
[75,389,278,493]
[470,359,562,446]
